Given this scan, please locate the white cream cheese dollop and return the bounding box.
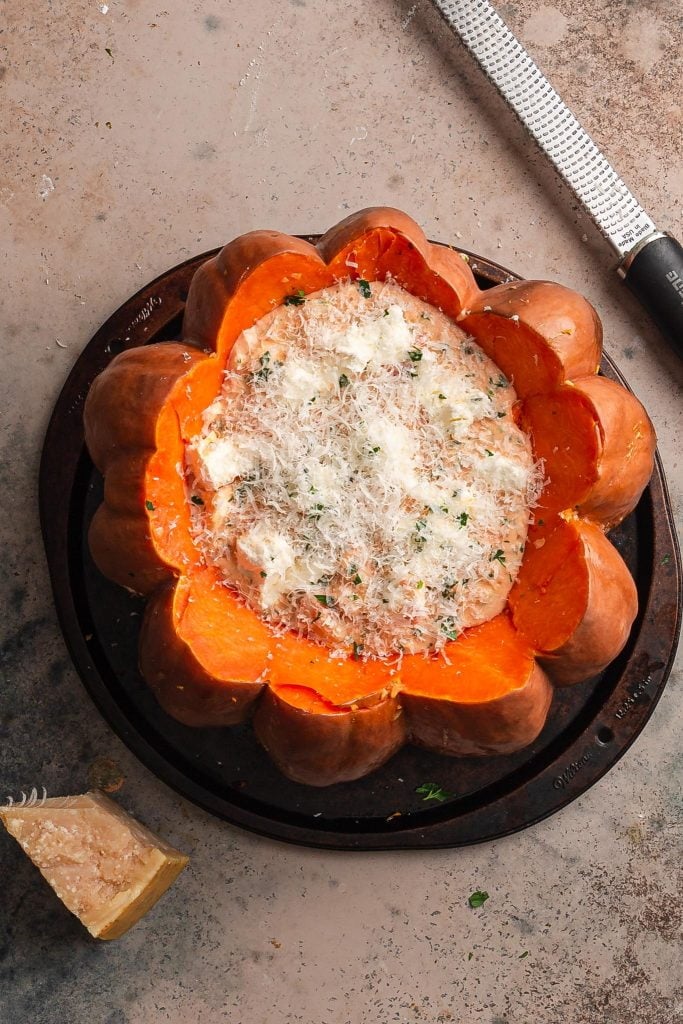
[186,279,542,658]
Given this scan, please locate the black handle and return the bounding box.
[619,233,683,356]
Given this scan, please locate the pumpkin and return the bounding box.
[83,208,656,786]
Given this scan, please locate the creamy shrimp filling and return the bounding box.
[186,279,542,659]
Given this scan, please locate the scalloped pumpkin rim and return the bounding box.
[83,207,656,786]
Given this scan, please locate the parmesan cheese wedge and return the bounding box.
[0,791,189,940]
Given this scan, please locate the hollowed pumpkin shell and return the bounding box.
[83,208,656,785]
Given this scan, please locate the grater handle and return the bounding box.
[619,234,683,357]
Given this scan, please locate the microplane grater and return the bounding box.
[429,0,683,353]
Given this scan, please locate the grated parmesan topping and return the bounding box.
[186,279,542,659]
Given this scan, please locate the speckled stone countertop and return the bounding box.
[1,2,681,1022]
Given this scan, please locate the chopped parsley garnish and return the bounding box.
[234,476,257,503]
[283,289,306,306]
[352,573,362,585]
[190,494,204,506]
[252,350,274,382]
[339,373,350,388]
[416,580,424,589]
[308,503,325,520]
[458,511,469,527]
[413,518,428,551]
[494,373,509,388]
[468,890,489,909]
[490,549,506,565]
[145,500,155,511]
[357,279,372,298]
[383,308,390,316]
[442,581,456,600]
[260,571,267,578]
[440,617,458,641]
[484,449,494,457]
[519,951,529,960]
[438,393,447,400]
[408,347,423,363]
[314,594,335,607]
[416,782,453,802]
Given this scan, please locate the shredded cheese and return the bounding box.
[186,280,542,659]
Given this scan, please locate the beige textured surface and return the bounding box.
[1,1,681,1022]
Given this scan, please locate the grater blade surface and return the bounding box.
[432,0,656,257]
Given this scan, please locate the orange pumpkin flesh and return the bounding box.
[518,376,656,527]
[510,516,638,685]
[84,345,220,593]
[83,207,655,785]
[401,613,553,756]
[460,281,602,398]
[139,568,271,727]
[253,687,406,787]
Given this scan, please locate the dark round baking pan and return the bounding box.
[39,241,682,849]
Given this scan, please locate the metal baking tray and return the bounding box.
[39,243,682,849]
